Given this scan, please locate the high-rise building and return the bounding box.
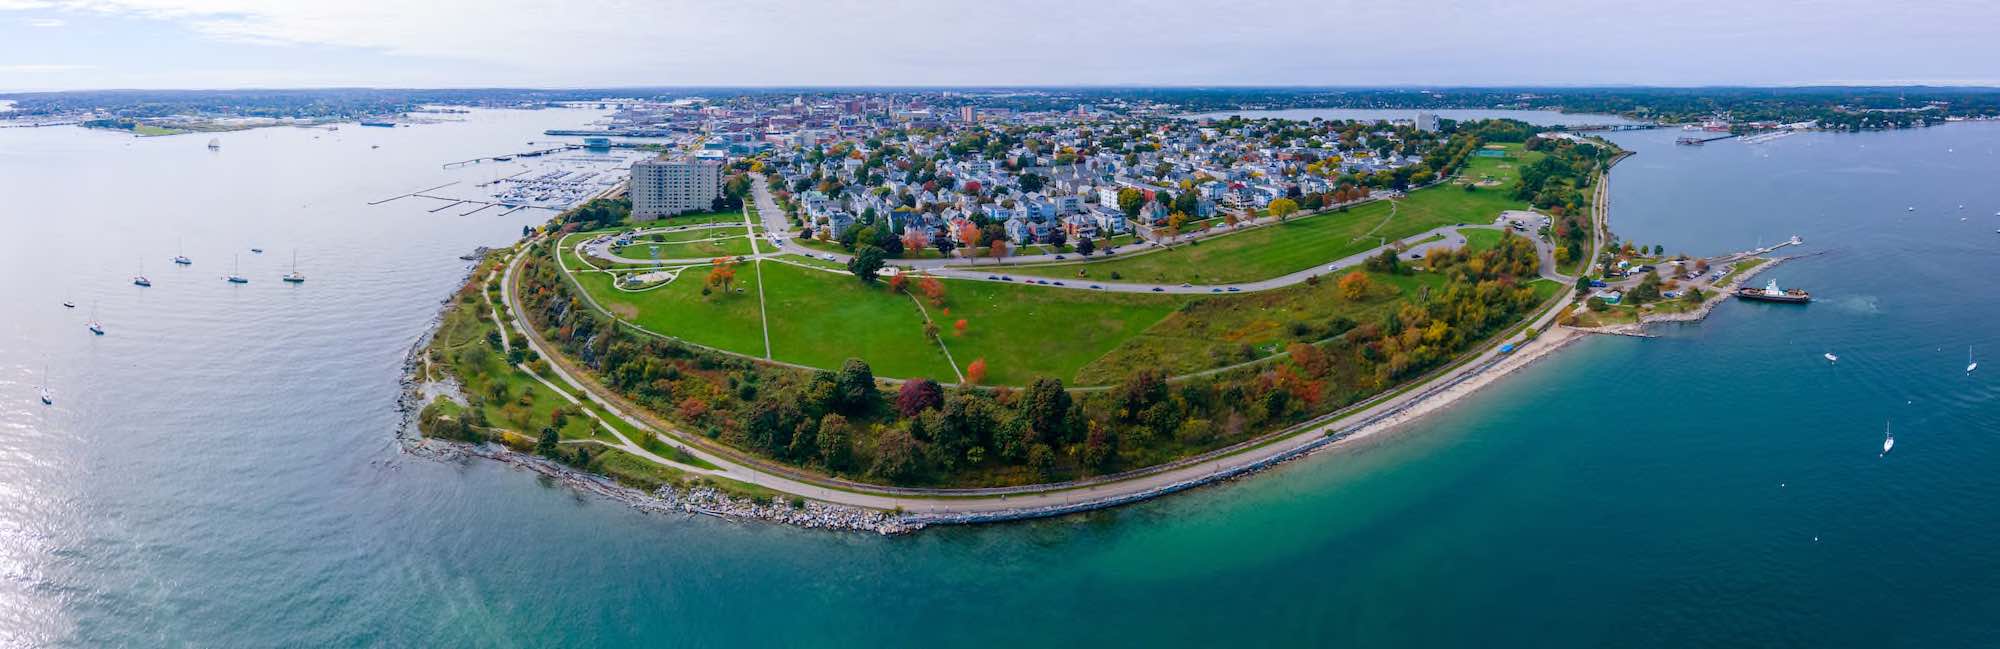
[629,157,724,220]
[960,105,977,123]
[1415,112,1440,133]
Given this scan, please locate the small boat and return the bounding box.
[282,250,306,283]
[207,137,221,150]
[250,248,264,254]
[37,364,53,405]
[133,259,151,287]
[1969,346,1979,374]
[173,238,193,265]
[1824,352,1838,363]
[1881,421,1894,456]
[226,254,249,284]
[63,301,75,308]
[1906,206,1915,212]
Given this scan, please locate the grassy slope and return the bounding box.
[1009,144,1539,286]
[758,262,955,380]
[576,264,769,356]
[935,279,1185,385]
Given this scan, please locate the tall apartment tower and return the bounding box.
[629,157,724,220]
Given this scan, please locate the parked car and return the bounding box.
[1054,255,1066,260]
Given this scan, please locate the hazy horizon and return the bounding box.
[6,0,2000,92]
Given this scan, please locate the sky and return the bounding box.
[4,0,2000,91]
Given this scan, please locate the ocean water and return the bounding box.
[1,112,1997,647]
[1179,107,1640,126]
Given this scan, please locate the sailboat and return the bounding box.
[1969,346,1979,374]
[225,254,249,284]
[207,137,221,151]
[86,304,104,335]
[173,238,193,266]
[37,364,53,405]
[1881,421,1895,456]
[133,259,152,287]
[282,250,306,283]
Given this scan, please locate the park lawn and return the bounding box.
[933,279,1186,386]
[646,210,744,227]
[575,263,769,357]
[1077,271,1446,384]
[773,254,847,271]
[1006,199,1400,285]
[792,237,850,256]
[1460,228,1504,253]
[639,226,750,244]
[614,235,754,259]
[758,262,957,380]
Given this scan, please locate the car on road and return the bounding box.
[1227,287,1241,292]
[1328,264,1339,271]
[1211,288,1222,293]
[1151,287,1164,292]
[1103,250,1116,255]
[1054,255,1066,260]
[987,275,998,280]
[1589,280,1608,288]
[1089,284,1102,290]
[1053,281,1064,286]
[1001,276,1013,281]
[1180,283,1192,287]
[821,254,837,261]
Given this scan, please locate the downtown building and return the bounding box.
[629,157,724,220]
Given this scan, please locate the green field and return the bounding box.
[430,286,603,442]
[1007,145,1537,286]
[1460,228,1504,252]
[759,263,957,380]
[931,279,1185,385]
[576,264,770,357]
[613,235,753,259]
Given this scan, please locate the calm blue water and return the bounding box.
[2,112,1997,647]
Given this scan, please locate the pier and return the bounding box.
[442,145,576,169]
[1676,134,1734,145]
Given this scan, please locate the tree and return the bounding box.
[1165,212,1188,241]
[834,358,879,414]
[847,245,886,283]
[901,228,929,256]
[965,358,988,385]
[953,319,968,336]
[818,413,852,471]
[705,259,737,292]
[1116,187,1146,218]
[896,379,944,418]
[1077,236,1096,256]
[536,426,559,457]
[918,277,946,306]
[1653,244,1665,256]
[1267,197,1299,221]
[887,273,909,294]
[987,240,1007,261]
[1338,271,1372,300]
[1023,377,1071,440]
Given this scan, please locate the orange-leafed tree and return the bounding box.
[706,259,737,292]
[965,358,987,385]
[1338,271,1372,301]
[887,273,909,294]
[901,228,929,256]
[953,319,968,336]
[918,277,946,306]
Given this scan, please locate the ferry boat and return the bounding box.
[1736,279,1811,304]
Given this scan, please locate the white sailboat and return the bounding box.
[173,238,192,265]
[1969,346,1978,374]
[86,304,104,335]
[226,254,249,284]
[282,249,306,283]
[1824,352,1838,363]
[1881,421,1894,456]
[133,259,151,287]
[207,137,221,151]
[37,364,53,405]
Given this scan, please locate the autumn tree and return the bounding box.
[887,273,909,294]
[953,319,968,336]
[1267,197,1299,222]
[1166,212,1188,242]
[918,276,946,306]
[705,259,737,292]
[965,358,988,385]
[901,228,929,256]
[1338,271,1372,300]
[896,378,944,418]
[987,240,1007,261]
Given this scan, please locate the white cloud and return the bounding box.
[27,16,63,25]
[0,1,55,10]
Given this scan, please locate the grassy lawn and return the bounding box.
[644,210,744,227]
[1077,271,1444,383]
[575,263,769,357]
[758,262,956,380]
[638,226,749,244]
[430,288,601,441]
[935,279,1186,385]
[1460,228,1504,253]
[133,124,191,136]
[613,235,754,259]
[1006,145,1536,286]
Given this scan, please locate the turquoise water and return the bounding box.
[2,113,1998,646]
